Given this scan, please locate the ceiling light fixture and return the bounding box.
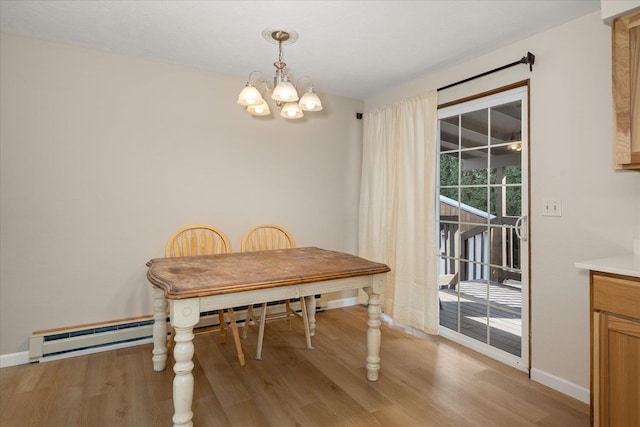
[237,28,323,119]
[508,142,522,152]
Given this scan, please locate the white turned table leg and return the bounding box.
[364,288,381,381]
[305,295,317,337]
[170,298,200,427]
[152,288,168,372]
[364,274,385,382]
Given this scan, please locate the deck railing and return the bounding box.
[439,217,520,282]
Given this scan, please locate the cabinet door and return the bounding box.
[595,312,640,426]
[612,10,640,170]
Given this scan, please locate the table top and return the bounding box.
[146,247,390,299]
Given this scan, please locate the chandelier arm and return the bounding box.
[247,70,266,85]
[295,76,314,91]
[247,70,272,93]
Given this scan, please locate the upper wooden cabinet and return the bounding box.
[612,10,640,170]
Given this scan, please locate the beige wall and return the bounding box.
[367,11,640,398]
[0,33,364,355]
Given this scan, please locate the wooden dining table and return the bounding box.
[146,246,390,427]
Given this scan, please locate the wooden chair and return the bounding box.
[240,225,312,359]
[165,224,245,366]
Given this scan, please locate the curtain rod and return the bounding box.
[355,52,535,119]
[437,52,535,92]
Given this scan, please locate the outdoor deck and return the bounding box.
[439,280,522,357]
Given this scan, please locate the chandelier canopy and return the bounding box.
[237,29,323,120]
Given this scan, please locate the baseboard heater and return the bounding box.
[29,296,326,362]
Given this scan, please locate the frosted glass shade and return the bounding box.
[246,101,271,116]
[299,90,323,111]
[280,102,304,119]
[237,85,263,106]
[271,80,299,102]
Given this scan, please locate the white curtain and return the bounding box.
[358,90,439,334]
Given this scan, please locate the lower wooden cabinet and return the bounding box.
[590,272,640,426]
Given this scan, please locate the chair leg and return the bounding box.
[285,300,293,330]
[255,303,268,360]
[226,308,245,367]
[242,305,254,339]
[218,310,227,343]
[166,309,176,354]
[167,328,176,354]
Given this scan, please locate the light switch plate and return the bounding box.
[542,198,562,217]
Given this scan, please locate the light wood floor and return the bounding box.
[0,305,589,427]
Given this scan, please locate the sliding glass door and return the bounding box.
[437,85,529,372]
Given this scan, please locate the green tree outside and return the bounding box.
[439,153,521,216]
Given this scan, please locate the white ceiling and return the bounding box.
[0,0,600,100]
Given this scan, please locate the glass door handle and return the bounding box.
[515,215,528,242]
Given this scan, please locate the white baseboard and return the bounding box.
[325,296,359,310]
[530,368,590,404]
[0,351,30,368]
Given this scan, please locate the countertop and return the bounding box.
[575,254,640,278]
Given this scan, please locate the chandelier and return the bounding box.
[236,29,323,119]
